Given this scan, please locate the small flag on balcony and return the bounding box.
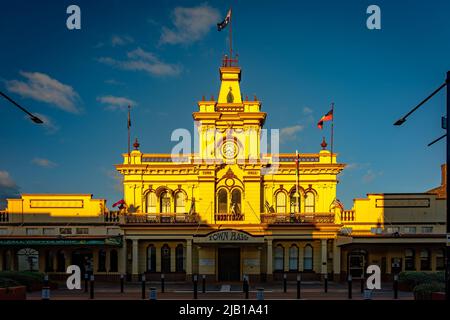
[113,199,125,208]
[317,109,333,129]
[217,8,232,31]
[331,198,344,211]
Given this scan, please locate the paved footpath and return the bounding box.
[26,281,414,300]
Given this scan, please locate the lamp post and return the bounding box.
[393,71,450,300]
[0,91,43,124]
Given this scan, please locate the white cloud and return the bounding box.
[6,71,81,113]
[103,168,123,193]
[0,171,20,208]
[0,171,16,188]
[160,4,220,45]
[111,35,134,47]
[362,169,383,183]
[303,107,313,115]
[280,125,304,142]
[31,158,57,168]
[98,47,181,77]
[97,95,137,111]
[33,113,59,134]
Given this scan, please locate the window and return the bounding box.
[303,245,313,271]
[76,228,88,235]
[56,250,66,272]
[276,192,286,213]
[386,226,400,234]
[161,244,171,273]
[289,190,300,213]
[436,249,445,271]
[405,249,415,271]
[217,189,228,213]
[175,192,186,213]
[175,244,185,272]
[404,227,416,234]
[60,228,72,235]
[98,249,106,272]
[420,249,431,271]
[0,229,7,235]
[231,189,241,214]
[26,228,40,236]
[43,228,56,235]
[274,245,284,271]
[45,251,54,272]
[17,248,39,272]
[146,192,157,213]
[289,245,299,271]
[304,192,315,213]
[147,245,156,272]
[110,250,118,272]
[421,226,433,233]
[160,191,171,213]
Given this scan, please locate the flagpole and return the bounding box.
[295,150,300,213]
[127,105,131,164]
[229,7,233,61]
[330,102,334,164]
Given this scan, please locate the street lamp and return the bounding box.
[0,90,43,124]
[393,71,450,301]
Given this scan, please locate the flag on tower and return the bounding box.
[217,8,232,31]
[317,109,333,129]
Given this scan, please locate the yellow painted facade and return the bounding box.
[0,58,446,282]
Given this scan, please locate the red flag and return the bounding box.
[317,109,333,129]
[113,199,125,207]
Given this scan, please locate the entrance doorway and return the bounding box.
[218,247,240,281]
[348,250,367,278]
[72,249,93,276]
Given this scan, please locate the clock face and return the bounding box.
[222,141,238,159]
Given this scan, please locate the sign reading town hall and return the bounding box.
[194,230,264,243]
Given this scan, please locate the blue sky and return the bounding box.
[0,0,449,209]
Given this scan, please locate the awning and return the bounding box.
[0,236,122,246]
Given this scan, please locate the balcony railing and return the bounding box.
[0,210,9,222]
[260,213,335,224]
[341,210,355,222]
[214,213,245,221]
[125,213,199,224]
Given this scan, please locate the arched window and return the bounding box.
[146,192,157,213]
[303,245,313,271]
[231,189,241,214]
[147,245,156,272]
[98,249,106,272]
[175,192,186,213]
[218,189,228,213]
[45,251,54,272]
[274,245,284,271]
[56,250,66,272]
[175,244,185,272]
[289,245,299,271]
[420,249,430,271]
[436,249,445,271]
[276,192,286,213]
[290,190,300,213]
[17,248,39,272]
[304,192,315,213]
[2,250,12,271]
[405,249,415,271]
[160,191,171,213]
[161,244,171,273]
[110,249,118,272]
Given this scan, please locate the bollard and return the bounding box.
[244,275,249,299]
[41,286,50,300]
[283,273,287,293]
[256,288,264,300]
[202,274,206,293]
[141,274,146,300]
[120,274,124,293]
[161,274,165,293]
[360,276,365,293]
[149,287,157,300]
[193,274,198,300]
[296,274,301,299]
[89,275,94,299]
[84,273,89,293]
[348,275,352,299]
[324,273,328,293]
[393,274,399,299]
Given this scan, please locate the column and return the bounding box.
[52,250,58,273]
[186,240,192,280]
[106,249,111,273]
[321,239,327,277]
[170,244,176,273]
[284,245,289,272]
[132,239,139,278]
[332,240,341,281]
[118,240,127,275]
[266,240,273,281]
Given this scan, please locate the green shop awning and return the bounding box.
[0,236,122,247]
